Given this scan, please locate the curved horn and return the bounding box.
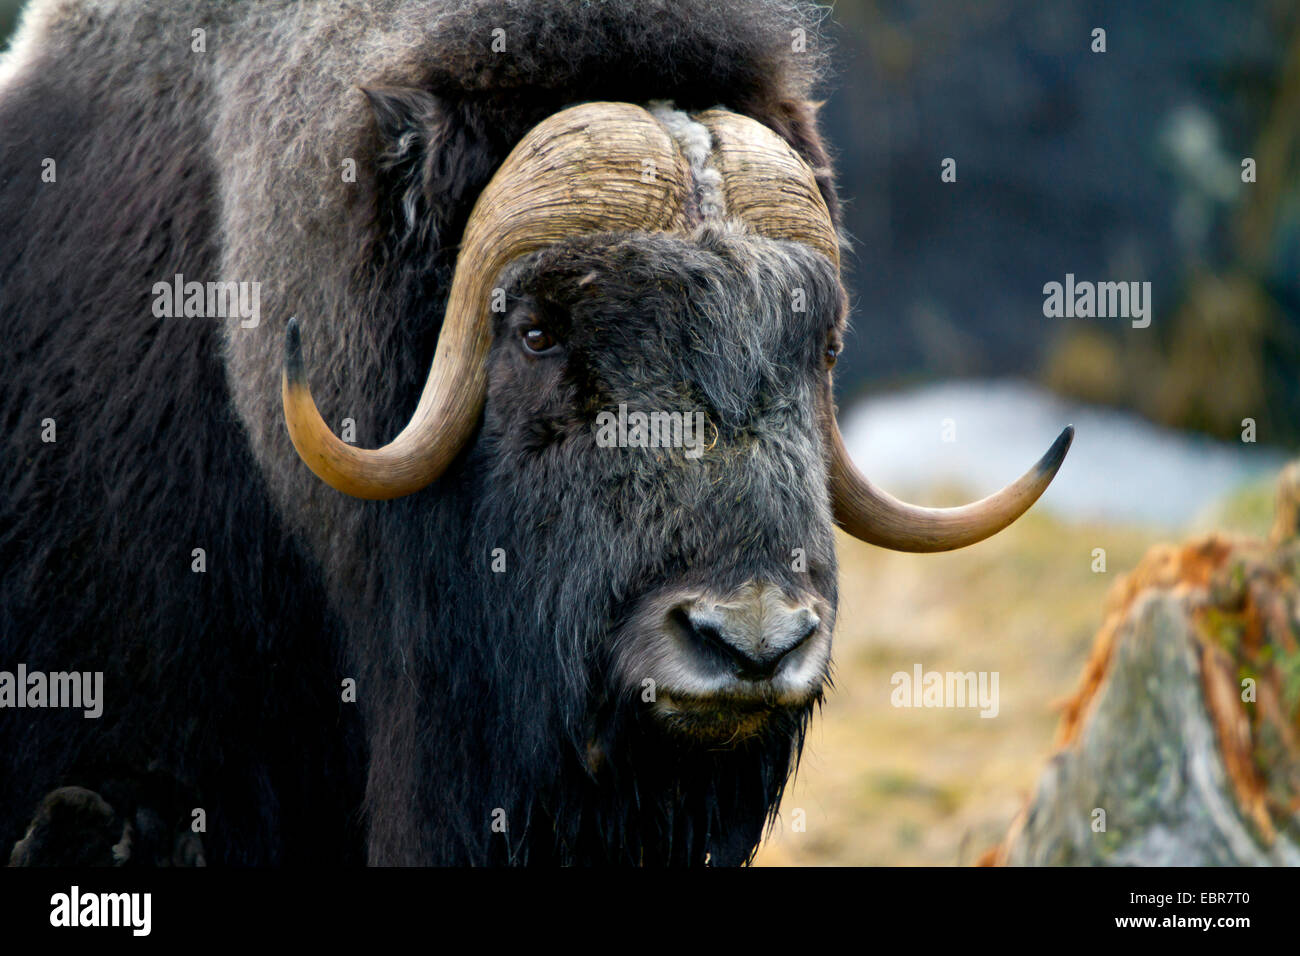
[698,109,1073,550]
[283,102,690,499]
[829,423,1074,552]
[696,109,839,268]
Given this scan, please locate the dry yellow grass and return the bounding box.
[754,508,1168,866]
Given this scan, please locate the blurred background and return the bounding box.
[770,0,1300,865]
[4,0,1297,864]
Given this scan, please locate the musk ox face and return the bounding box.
[481,227,844,742]
[274,101,1070,861]
[280,101,1070,768]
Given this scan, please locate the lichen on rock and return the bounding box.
[984,463,1300,866]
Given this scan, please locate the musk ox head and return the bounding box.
[0,0,1069,867]
[281,103,1070,747]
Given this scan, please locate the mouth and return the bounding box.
[651,689,804,740]
[613,581,832,741]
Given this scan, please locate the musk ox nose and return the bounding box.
[675,584,821,681]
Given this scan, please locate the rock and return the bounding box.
[1271,461,1300,545]
[983,466,1300,865]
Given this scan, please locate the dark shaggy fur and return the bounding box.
[0,0,844,865]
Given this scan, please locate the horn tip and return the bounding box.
[1038,424,1074,477]
[284,317,304,386]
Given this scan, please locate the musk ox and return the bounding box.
[0,0,1071,865]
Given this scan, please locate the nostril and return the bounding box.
[672,607,746,668]
[673,601,818,681]
[693,621,727,651]
[668,607,752,676]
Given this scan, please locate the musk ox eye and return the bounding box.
[825,338,842,369]
[521,325,558,355]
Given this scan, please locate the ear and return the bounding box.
[360,85,502,253]
[362,85,442,155]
